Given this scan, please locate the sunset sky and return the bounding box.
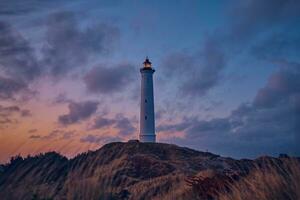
[0,0,299,163]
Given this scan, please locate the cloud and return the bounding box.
[58,101,99,125]
[29,135,41,139]
[92,116,116,129]
[161,38,226,97]
[44,129,76,140]
[80,134,121,144]
[160,0,297,99]
[160,0,300,99]
[0,118,13,125]
[0,105,32,125]
[91,114,136,136]
[182,38,226,97]
[253,60,300,108]
[84,63,135,94]
[0,0,65,15]
[0,76,28,100]
[187,118,231,139]
[157,0,300,155]
[0,105,20,114]
[250,33,300,60]
[228,0,300,42]
[206,0,300,65]
[0,21,40,99]
[160,61,300,158]
[20,109,32,117]
[52,93,72,104]
[161,52,195,77]
[157,119,194,133]
[42,11,120,76]
[29,129,77,140]
[0,9,121,99]
[28,129,37,133]
[61,131,77,139]
[114,114,136,136]
[0,21,41,81]
[228,0,300,61]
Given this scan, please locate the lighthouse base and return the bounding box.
[139,134,156,143]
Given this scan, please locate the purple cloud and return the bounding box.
[160,61,300,158]
[80,134,120,144]
[91,114,136,137]
[58,101,99,125]
[43,11,120,76]
[84,63,135,94]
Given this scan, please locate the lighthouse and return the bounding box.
[139,57,156,142]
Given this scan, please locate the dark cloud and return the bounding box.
[213,0,300,65]
[181,38,226,96]
[161,61,300,158]
[114,114,136,136]
[0,105,32,125]
[0,76,26,100]
[0,105,20,114]
[157,119,194,133]
[253,61,300,108]
[161,52,195,77]
[29,135,41,139]
[0,105,20,125]
[0,22,41,81]
[161,38,226,97]
[84,63,135,94]
[0,0,65,15]
[29,129,77,140]
[91,114,136,136]
[21,109,31,117]
[159,0,300,100]
[0,118,12,124]
[44,129,76,140]
[0,21,40,99]
[31,130,61,140]
[42,11,120,76]
[228,0,300,42]
[0,0,122,16]
[92,116,116,129]
[187,118,231,139]
[0,9,120,99]
[80,134,120,144]
[161,0,300,99]
[158,0,300,155]
[61,131,77,139]
[28,129,37,133]
[58,101,99,125]
[52,93,72,104]
[251,33,300,60]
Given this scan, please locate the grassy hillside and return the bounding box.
[0,141,299,200]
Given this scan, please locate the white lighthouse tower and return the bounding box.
[139,57,156,142]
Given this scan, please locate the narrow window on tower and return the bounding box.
[145,116,147,120]
[145,99,147,103]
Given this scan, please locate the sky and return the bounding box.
[0,0,300,163]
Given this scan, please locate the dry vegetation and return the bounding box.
[0,142,299,200]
